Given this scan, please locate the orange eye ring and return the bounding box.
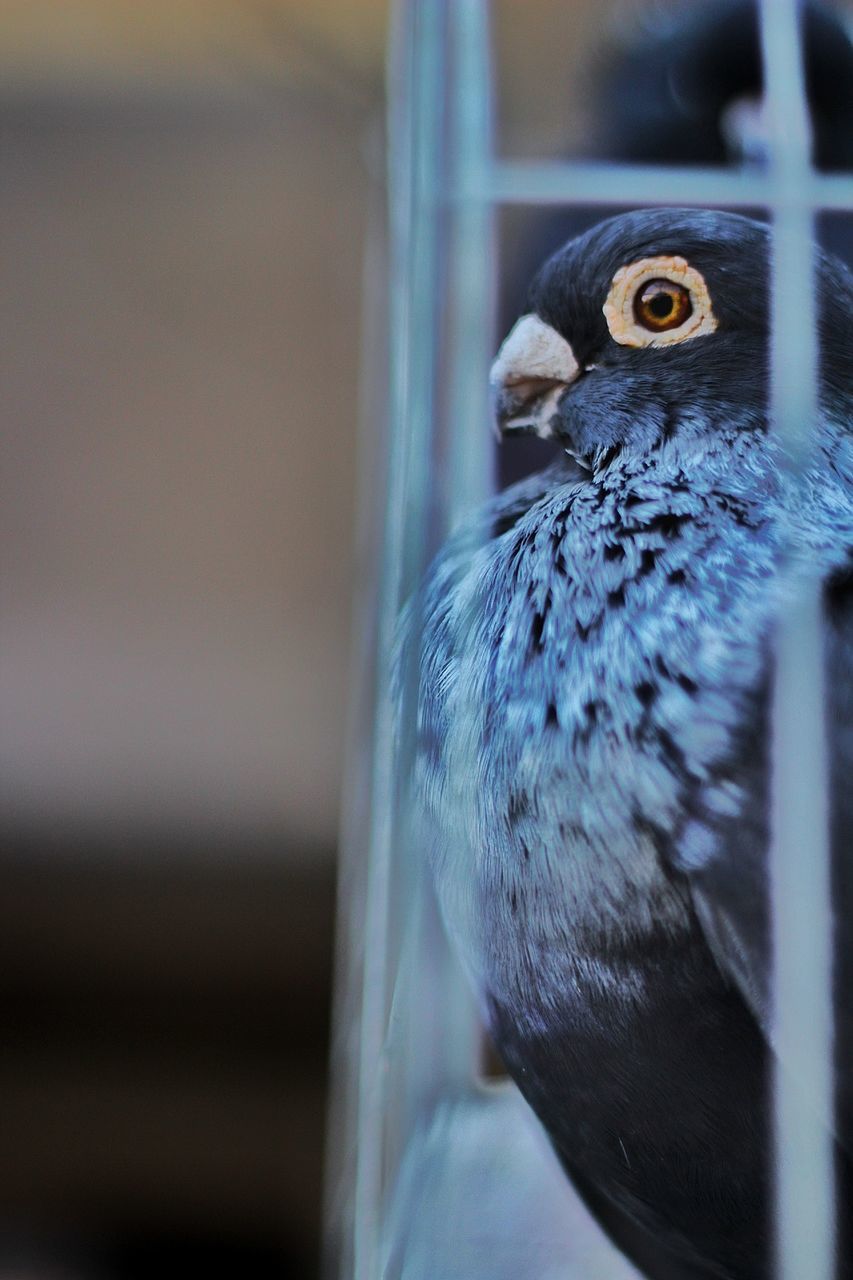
[634,278,692,332]
[603,255,717,348]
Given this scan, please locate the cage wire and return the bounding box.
[326,1,853,1277]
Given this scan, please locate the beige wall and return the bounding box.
[0,11,387,855]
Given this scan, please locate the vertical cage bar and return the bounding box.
[446,0,496,522]
[760,2,836,1279]
[323,127,391,1280]
[351,3,447,1276]
[383,0,501,1130]
[421,0,499,1082]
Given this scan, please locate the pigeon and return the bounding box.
[402,208,853,1280]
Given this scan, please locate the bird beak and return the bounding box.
[489,314,580,439]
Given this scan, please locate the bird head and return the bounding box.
[490,208,853,471]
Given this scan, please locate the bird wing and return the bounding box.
[667,562,853,1136]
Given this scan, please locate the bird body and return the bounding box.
[403,209,853,1279]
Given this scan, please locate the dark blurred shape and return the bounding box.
[595,0,853,171]
[0,829,335,1279]
[108,1231,290,1279]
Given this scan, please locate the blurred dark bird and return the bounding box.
[593,0,853,171]
[403,208,853,1279]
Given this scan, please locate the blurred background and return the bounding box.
[0,4,386,1276]
[1,2,851,1278]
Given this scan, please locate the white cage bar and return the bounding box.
[327,1,853,1277]
[761,4,836,1278]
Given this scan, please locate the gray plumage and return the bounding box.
[400,209,853,1279]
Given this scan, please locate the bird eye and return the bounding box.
[634,279,692,332]
[603,255,717,348]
